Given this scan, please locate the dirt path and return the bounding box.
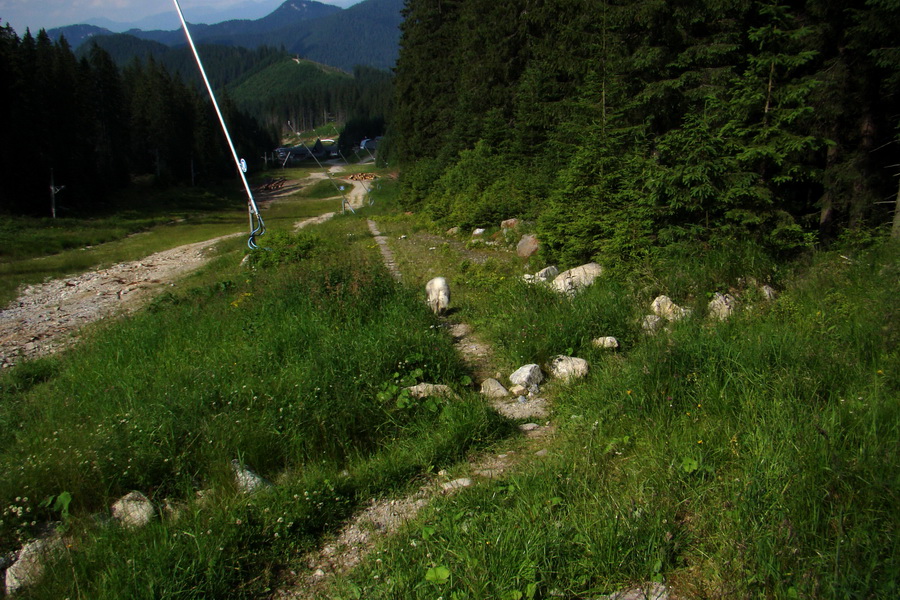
[291,166,372,231]
[0,175,324,368]
[0,234,246,367]
[274,221,556,599]
[366,220,401,280]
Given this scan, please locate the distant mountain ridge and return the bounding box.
[47,0,403,72]
[84,0,287,32]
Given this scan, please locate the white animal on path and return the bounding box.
[426,277,450,314]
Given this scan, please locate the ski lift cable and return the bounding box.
[172,0,265,249]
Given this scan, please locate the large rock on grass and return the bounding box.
[517,235,540,258]
[509,364,543,388]
[708,292,736,320]
[480,378,509,398]
[535,266,559,282]
[549,356,589,381]
[650,295,690,321]
[5,534,64,596]
[111,491,155,528]
[592,336,619,349]
[405,383,459,400]
[551,263,604,295]
[231,460,272,493]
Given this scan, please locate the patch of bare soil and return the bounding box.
[0,233,241,367]
[446,321,496,382]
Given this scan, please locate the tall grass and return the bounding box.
[329,242,899,599]
[0,218,509,599]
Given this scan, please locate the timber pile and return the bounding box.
[258,177,287,191]
[347,173,377,181]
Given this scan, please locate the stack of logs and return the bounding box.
[347,173,377,181]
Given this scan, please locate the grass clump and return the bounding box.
[241,231,321,269]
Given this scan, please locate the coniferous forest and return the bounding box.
[0,27,276,216]
[390,0,900,266]
[0,26,392,218]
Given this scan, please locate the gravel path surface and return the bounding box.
[0,165,373,368]
[0,233,241,367]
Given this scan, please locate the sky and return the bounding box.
[1,0,362,36]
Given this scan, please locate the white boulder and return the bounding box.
[592,336,619,349]
[5,535,64,596]
[708,292,736,320]
[111,491,155,528]
[651,295,690,321]
[231,460,272,493]
[535,265,559,282]
[551,263,604,295]
[549,356,589,381]
[509,364,544,387]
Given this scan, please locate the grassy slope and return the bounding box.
[0,180,508,599]
[329,203,899,598]
[1,175,898,598]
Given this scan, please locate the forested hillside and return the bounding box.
[74,39,286,92]
[230,61,393,132]
[391,0,900,266]
[0,18,397,218]
[0,26,275,216]
[75,37,393,138]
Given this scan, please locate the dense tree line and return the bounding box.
[77,39,287,93]
[0,26,276,217]
[231,62,393,134]
[391,0,900,265]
